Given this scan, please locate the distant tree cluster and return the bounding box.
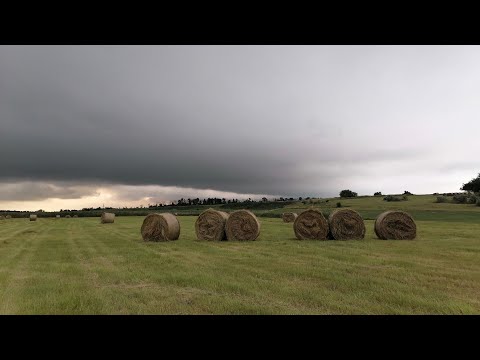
[431,172,480,206]
[274,197,296,201]
[453,193,477,204]
[339,190,357,198]
[174,198,231,206]
[436,193,478,205]
[383,195,408,202]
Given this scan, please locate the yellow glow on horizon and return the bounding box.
[0,188,140,212]
[0,184,275,212]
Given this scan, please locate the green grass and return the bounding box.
[0,195,479,314]
[280,194,480,221]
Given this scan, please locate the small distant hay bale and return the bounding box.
[141,213,180,241]
[225,210,260,241]
[374,210,416,240]
[282,212,298,223]
[6,215,11,219]
[328,209,365,240]
[73,215,78,218]
[293,209,329,240]
[195,208,229,241]
[30,214,37,221]
[56,215,60,218]
[65,215,71,218]
[0,215,5,220]
[101,212,115,224]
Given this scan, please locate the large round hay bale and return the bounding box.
[56,215,60,218]
[195,208,229,241]
[30,214,37,221]
[0,215,5,220]
[282,212,298,223]
[65,215,71,218]
[374,210,416,240]
[293,209,329,240]
[328,209,365,240]
[5,215,11,219]
[73,215,78,218]
[101,212,115,224]
[141,213,180,241]
[225,210,260,241]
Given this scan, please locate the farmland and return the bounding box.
[0,195,479,314]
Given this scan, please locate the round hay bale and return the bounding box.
[293,209,329,240]
[56,215,60,218]
[30,214,37,221]
[5,215,11,219]
[282,212,298,223]
[328,209,365,240]
[73,215,78,218]
[141,213,180,241]
[195,208,229,241]
[65,215,71,218]
[0,215,5,220]
[101,212,115,224]
[225,210,260,241]
[374,210,416,240]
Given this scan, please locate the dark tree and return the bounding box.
[339,190,357,198]
[374,192,382,196]
[461,173,480,193]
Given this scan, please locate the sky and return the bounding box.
[0,45,479,211]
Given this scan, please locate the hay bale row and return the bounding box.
[101,212,115,224]
[141,213,180,241]
[195,208,229,241]
[27,208,414,242]
[290,209,414,240]
[194,209,260,241]
[282,212,298,223]
[137,209,259,242]
[374,210,416,240]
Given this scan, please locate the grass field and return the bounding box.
[0,195,479,314]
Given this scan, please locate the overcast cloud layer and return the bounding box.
[1,45,480,210]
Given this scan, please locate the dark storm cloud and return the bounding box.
[1,45,480,199]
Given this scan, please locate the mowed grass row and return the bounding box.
[0,216,479,314]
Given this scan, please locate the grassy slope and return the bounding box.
[0,195,479,314]
[280,194,480,222]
